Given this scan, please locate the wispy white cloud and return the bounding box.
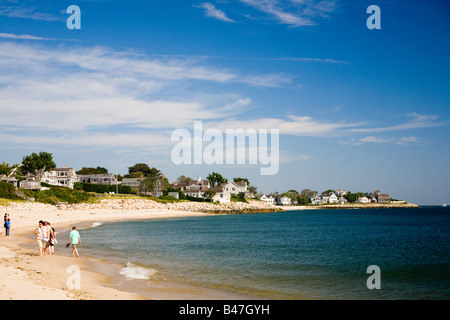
[238,0,337,27]
[0,42,290,88]
[262,57,348,64]
[0,41,295,151]
[396,136,419,146]
[0,33,57,41]
[207,115,362,137]
[347,113,445,133]
[339,135,421,146]
[0,5,63,21]
[196,2,235,22]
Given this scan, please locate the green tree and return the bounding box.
[0,181,21,199]
[207,172,227,187]
[297,195,309,205]
[301,189,318,198]
[126,163,161,178]
[248,185,257,195]
[344,191,365,203]
[233,177,249,184]
[21,152,56,181]
[0,162,12,176]
[204,190,217,201]
[177,175,192,185]
[0,162,22,176]
[76,166,108,175]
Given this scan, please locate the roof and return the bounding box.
[78,174,115,178]
[121,178,141,183]
[188,179,210,185]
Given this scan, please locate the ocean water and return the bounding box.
[74,207,450,299]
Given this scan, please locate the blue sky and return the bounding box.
[0,0,449,204]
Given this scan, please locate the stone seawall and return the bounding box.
[0,199,283,214]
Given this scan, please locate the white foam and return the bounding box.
[119,262,158,280]
[91,222,103,228]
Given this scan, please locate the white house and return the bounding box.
[338,196,348,204]
[42,167,77,189]
[220,181,240,195]
[329,193,338,203]
[184,176,211,191]
[260,195,275,204]
[276,195,292,206]
[321,195,330,204]
[184,186,231,203]
[335,189,348,197]
[310,195,322,205]
[211,188,231,203]
[234,181,249,197]
[357,196,370,203]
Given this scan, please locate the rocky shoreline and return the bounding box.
[0,198,284,214]
[0,198,419,214]
[311,203,420,209]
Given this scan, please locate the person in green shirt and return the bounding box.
[67,226,81,258]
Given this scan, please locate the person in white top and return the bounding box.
[34,220,45,256]
[42,221,52,255]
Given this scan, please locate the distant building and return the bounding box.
[210,187,231,203]
[77,173,118,186]
[260,195,275,204]
[171,181,187,191]
[310,195,322,205]
[20,179,41,190]
[276,195,292,206]
[183,186,231,203]
[328,193,338,203]
[373,190,391,203]
[321,195,330,204]
[335,189,348,197]
[0,176,20,188]
[338,196,348,205]
[357,196,370,203]
[121,177,142,189]
[153,179,163,198]
[42,167,77,189]
[234,181,250,197]
[168,192,179,199]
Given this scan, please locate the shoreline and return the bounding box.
[0,199,420,300]
[0,207,220,300]
[282,203,420,210]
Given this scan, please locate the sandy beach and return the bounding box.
[0,204,217,300]
[0,198,283,300]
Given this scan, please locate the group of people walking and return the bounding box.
[34,220,57,256]
[34,221,81,257]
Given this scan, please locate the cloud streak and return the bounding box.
[347,113,445,133]
[0,5,63,21]
[0,33,58,41]
[238,0,337,27]
[196,2,235,22]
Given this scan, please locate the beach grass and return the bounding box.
[0,198,27,206]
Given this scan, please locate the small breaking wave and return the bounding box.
[91,222,103,228]
[119,262,158,280]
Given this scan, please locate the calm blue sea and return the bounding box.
[75,206,450,299]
